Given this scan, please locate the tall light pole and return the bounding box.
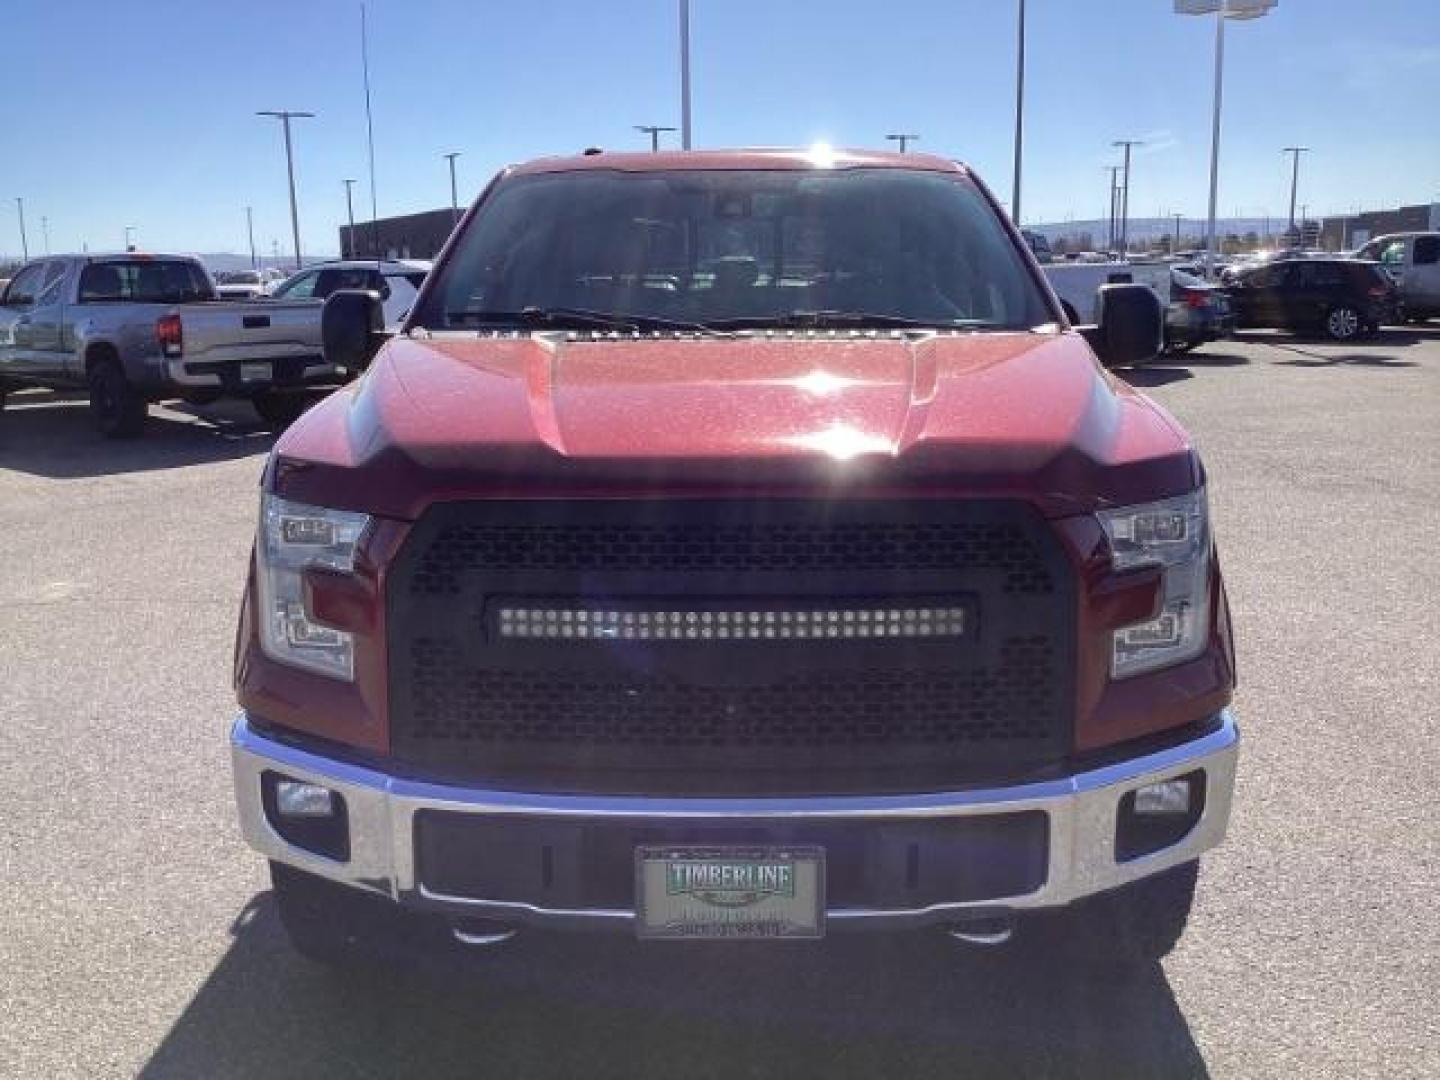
[1112,139,1143,255]
[342,180,357,258]
[124,225,136,251]
[246,206,257,270]
[257,109,315,270]
[886,134,919,154]
[679,0,692,149]
[15,198,28,261]
[635,125,676,152]
[443,153,461,228]
[1176,1,1278,275]
[1100,167,1123,252]
[1283,146,1309,232]
[41,216,50,255]
[1011,0,1027,224]
[1173,212,1184,254]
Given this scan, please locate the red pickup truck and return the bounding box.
[231,149,1237,966]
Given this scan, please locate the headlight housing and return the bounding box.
[256,492,370,680]
[1098,488,1211,679]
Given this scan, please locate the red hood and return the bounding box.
[272,331,1197,520]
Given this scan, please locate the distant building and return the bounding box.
[1319,203,1440,251]
[339,208,458,260]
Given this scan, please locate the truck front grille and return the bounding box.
[386,499,1075,795]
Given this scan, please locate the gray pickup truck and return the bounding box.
[0,253,340,436]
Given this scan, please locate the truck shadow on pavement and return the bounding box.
[0,391,275,478]
[139,891,1209,1080]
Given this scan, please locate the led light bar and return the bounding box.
[496,605,967,641]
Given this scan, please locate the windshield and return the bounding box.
[418,168,1050,331]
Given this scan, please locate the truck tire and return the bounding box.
[1027,860,1199,973]
[269,861,445,968]
[253,390,311,430]
[87,357,147,438]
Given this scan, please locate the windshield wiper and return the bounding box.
[701,310,1000,331]
[445,306,730,335]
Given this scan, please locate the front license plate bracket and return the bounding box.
[635,846,826,940]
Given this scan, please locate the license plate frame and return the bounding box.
[635,846,826,940]
[239,361,272,383]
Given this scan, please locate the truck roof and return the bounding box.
[41,252,204,264]
[509,147,970,177]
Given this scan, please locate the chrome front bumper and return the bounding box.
[232,710,1238,932]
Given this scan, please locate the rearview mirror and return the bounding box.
[1078,283,1163,368]
[322,289,387,373]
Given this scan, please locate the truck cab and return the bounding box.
[1355,232,1440,319]
[230,149,1237,964]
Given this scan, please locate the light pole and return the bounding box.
[1011,0,1027,224]
[246,206,257,270]
[15,198,27,261]
[635,125,676,152]
[1105,166,1122,251]
[1112,139,1143,255]
[342,180,357,258]
[124,225,136,251]
[1173,212,1184,254]
[679,0,692,149]
[256,109,315,270]
[1176,1,1278,274]
[1283,146,1309,233]
[443,153,462,228]
[886,134,919,154]
[41,216,50,255]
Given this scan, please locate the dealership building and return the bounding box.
[339,208,457,260]
[1320,202,1440,251]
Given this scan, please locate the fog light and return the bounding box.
[1133,778,1192,816]
[1115,769,1206,862]
[275,780,336,818]
[261,771,350,861]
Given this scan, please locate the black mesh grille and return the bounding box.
[409,521,1056,596]
[387,499,1075,795]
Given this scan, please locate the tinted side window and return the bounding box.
[1414,236,1439,265]
[3,263,47,306]
[314,267,380,298]
[1297,262,1343,287]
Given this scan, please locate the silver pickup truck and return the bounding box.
[0,253,340,436]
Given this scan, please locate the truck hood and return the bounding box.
[273,331,1197,519]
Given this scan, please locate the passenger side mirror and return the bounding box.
[322,289,387,373]
[1078,283,1163,368]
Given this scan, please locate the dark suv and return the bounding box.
[1224,257,1400,341]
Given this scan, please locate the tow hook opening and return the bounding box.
[947,916,1015,946]
[451,917,519,947]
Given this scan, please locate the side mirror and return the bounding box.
[1078,283,1163,368]
[322,289,387,373]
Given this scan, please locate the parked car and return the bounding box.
[231,148,1236,969]
[214,270,269,299]
[1354,232,1440,320]
[1042,258,1171,344]
[1165,268,1234,353]
[0,253,340,435]
[268,259,430,329]
[1222,257,1400,341]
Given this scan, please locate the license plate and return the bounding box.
[635,846,825,939]
[239,362,271,382]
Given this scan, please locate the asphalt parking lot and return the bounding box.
[1,327,1437,1079]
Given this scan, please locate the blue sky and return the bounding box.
[3,0,1437,258]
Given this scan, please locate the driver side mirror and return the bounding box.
[322,289,387,373]
[1078,283,1163,368]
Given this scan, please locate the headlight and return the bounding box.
[1098,488,1211,679]
[257,492,370,680]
